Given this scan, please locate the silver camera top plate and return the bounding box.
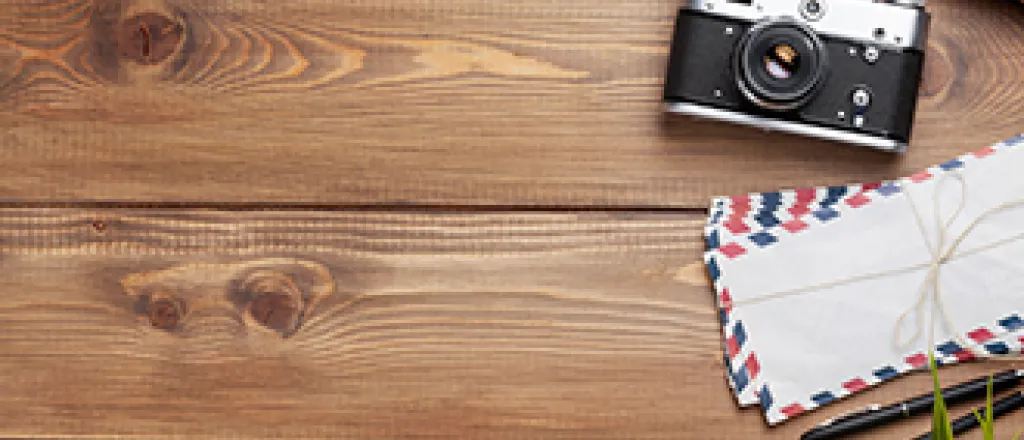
[686,0,929,51]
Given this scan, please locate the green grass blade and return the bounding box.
[985,376,994,440]
[972,408,997,440]
[971,377,996,440]
[930,354,954,440]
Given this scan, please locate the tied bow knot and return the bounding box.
[733,172,1024,361]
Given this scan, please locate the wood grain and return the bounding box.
[0,0,1019,208]
[0,208,1018,439]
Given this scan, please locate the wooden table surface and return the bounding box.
[0,0,1021,438]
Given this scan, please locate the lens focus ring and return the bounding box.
[734,18,828,112]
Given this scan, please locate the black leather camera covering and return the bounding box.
[663,9,924,145]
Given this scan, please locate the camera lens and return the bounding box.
[735,19,827,111]
[763,43,800,80]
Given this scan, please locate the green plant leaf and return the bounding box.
[971,376,996,440]
[930,354,955,440]
[972,408,997,440]
[985,376,994,440]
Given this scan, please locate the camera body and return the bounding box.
[663,0,930,152]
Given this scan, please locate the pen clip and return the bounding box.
[817,404,882,427]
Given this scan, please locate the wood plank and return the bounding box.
[0,0,1020,208]
[0,208,1018,438]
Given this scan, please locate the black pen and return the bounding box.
[800,370,1024,440]
[913,391,1024,440]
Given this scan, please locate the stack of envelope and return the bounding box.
[703,134,1024,424]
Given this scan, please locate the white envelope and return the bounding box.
[709,135,1024,424]
[705,184,876,407]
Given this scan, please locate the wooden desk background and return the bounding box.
[0,0,1021,438]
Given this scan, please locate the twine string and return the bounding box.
[732,173,1024,360]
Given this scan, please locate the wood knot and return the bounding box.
[91,220,107,233]
[241,272,304,337]
[148,296,186,330]
[117,13,183,65]
[251,292,300,335]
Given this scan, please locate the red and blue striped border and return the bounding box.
[708,136,1023,264]
[763,313,1023,422]
[705,134,1024,421]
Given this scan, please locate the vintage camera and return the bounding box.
[663,0,930,152]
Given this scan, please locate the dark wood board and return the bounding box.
[0,208,1018,438]
[0,0,1020,208]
